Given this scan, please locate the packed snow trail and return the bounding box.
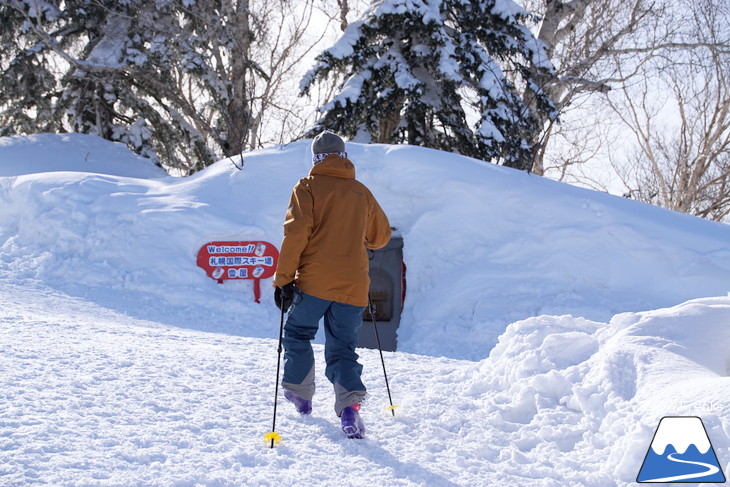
[3,281,730,486]
[0,283,470,486]
[0,283,496,486]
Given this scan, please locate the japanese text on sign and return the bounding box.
[196,240,280,303]
[196,241,279,283]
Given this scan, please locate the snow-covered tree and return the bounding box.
[0,1,70,138]
[1,1,176,166]
[0,0,327,174]
[300,0,557,170]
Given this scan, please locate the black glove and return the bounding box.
[274,282,297,312]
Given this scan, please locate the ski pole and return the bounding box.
[264,303,286,448]
[367,294,398,416]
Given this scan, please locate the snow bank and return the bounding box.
[0,133,167,178]
[1,134,730,360]
[478,297,730,483]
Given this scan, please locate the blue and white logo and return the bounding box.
[637,416,726,483]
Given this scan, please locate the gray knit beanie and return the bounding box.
[312,131,345,155]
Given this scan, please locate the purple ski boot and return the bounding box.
[284,390,312,415]
[340,404,365,439]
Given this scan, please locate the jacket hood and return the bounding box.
[309,154,355,179]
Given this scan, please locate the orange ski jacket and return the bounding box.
[274,154,391,306]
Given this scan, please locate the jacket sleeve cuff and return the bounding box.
[274,273,293,288]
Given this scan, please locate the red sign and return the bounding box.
[197,241,279,302]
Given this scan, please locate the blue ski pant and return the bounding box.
[281,290,366,414]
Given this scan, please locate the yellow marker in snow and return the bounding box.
[264,432,282,447]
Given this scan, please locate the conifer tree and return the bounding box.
[1,0,321,174]
[1,1,165,164]
[301,0,557,170]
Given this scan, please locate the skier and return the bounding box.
[273,131,391,438]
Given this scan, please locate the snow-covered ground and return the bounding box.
[1,133,729,486]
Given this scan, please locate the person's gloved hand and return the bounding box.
[274,282,297,312]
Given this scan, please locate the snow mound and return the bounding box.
[457,297,730,483]
[0,133,167,178]
[1,137,730,361]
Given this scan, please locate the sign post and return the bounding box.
[196,241,279,302]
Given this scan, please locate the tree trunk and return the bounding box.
[226,0,253,156]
